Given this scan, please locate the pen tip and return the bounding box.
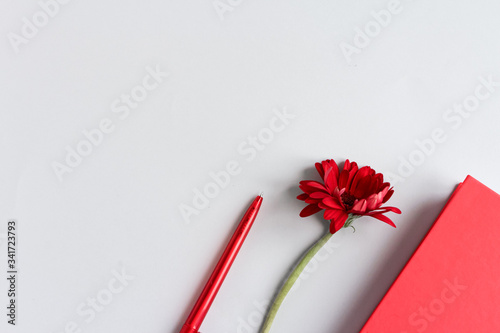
[258,191,264,198]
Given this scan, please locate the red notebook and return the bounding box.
[360,175,500,333]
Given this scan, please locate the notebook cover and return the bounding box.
[360,175,500,333]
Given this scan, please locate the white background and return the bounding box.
[1,0,500,332]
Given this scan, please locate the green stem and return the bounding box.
[259,231,333,333]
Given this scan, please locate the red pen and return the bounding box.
[179,194,263,333]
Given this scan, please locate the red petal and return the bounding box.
[324,209,344,222]
[364,173,382,197]
[344,159,351,171]
[323,160,339,179]
[299,181,328,194]
[297,193,309,201]
[370,206,402,214]
[345,163,358,191]
[310,192,330,200]
[338,169,349,189]
[366,194,380,211]
[299,204,322,217]
[323,209,338,220]
[324,167,338,193]
[318,202,328,210]
[315,162,325,179]
[330,212,348,234]
[305,198,320,204]
[369,213,397,228]
[351,199,367,214]
[352,175,372,198]
[339,160,358,190]
[382,188,394,203]
[322,197,343,209]
[350,166,370,193]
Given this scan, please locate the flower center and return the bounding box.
[341,192,356,208]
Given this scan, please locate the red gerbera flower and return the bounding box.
[297,159,401,234]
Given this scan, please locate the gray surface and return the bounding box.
[1,1,500,332]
